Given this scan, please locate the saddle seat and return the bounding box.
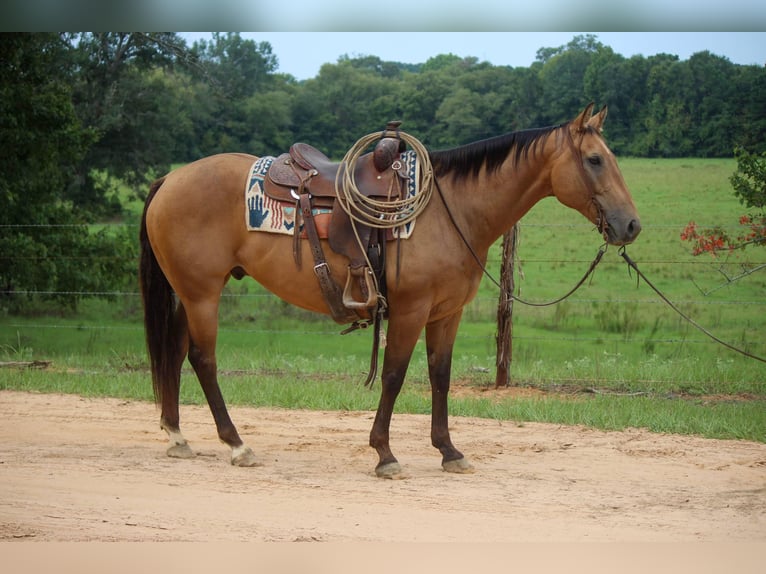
[264,139,405,206]
[261,124,409,327]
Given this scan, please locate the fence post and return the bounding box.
[495,225,518,388]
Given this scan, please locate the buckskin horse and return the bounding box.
[139,104,641,478]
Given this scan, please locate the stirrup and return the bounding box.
[342,266,378,309]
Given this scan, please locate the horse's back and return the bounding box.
[164,152,257,194]
[149,153,256,223]
[142,151,471,320]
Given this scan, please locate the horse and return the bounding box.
[139,103,641,478]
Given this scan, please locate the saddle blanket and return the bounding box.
[245,150,419,239]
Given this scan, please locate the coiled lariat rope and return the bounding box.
[334,128,434,298]
[335,130,434,229]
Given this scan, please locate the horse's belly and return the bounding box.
[238,234,347,316]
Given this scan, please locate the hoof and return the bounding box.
[442,458,475,474]
[231,446,262,467]
[167,442,195,459]
[375,461,406,479]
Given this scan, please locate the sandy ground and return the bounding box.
[0,389,764,543]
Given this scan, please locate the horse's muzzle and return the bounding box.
[606,216,641,246]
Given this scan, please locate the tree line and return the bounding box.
[1,32,764,311]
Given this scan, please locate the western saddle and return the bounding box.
[263,122,408,327]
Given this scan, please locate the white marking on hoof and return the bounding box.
[442,458,475,474]
[375,461,407,479]
[231,445,262,467]
[167,442,195,459]
[164,428,195,459]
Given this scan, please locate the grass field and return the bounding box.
[1,157,764,443]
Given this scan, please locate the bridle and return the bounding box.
[437,125,766,364]
[563,125,610,243]
[434,121,608,306]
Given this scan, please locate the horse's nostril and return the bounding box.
[628,219,641,239]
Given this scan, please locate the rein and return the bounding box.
[439,177,766,362]
[620,249,766,364]
[433,177,606,307]
[435,123,766,364]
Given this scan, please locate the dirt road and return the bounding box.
[0,390,764,542]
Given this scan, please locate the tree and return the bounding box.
[685,51,739,157]
[397,66,459,145]
[191,32,278,99]
[0,33,136,311]
[732,64,766,154]
[584,51,648,154]
[188,33,294,156]
[731,147,766,212]
[69,32,194,210]
[633,54,695,157]
[495,65,544,132]
[434,87,486,144]
[290,57,402,157]
[681,146,766,257]
[536,34,604,124]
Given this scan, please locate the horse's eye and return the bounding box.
[587,155,602,166]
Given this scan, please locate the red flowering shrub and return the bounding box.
[681,216,766,256]
[681,148,766,257]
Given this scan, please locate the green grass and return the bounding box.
[4,357,763,443]
[1,158,764,443]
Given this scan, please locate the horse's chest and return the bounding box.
[428,275,481,320]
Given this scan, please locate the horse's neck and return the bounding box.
[443,155,552,253]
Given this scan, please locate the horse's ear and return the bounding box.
[572,102,595,133]
[588,105,608,133]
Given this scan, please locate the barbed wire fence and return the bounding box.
[2,222,765,385]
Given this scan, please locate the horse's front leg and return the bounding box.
[426,312,474,474]
[369,315,423,478]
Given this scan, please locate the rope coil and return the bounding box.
[334,129,434,229]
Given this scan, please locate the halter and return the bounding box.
[435,121,609,306]
[563,125,610,242]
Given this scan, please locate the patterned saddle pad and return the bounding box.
[244,151,419,239]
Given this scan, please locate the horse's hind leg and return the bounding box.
[185,298,260,467]
[159,303,195,459]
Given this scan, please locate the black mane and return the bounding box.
[429,124,564,181]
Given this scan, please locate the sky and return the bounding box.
[3,0,765,32]
[180,32,766,81]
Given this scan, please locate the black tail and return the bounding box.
[139,177,177,406]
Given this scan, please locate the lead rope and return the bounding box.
[434,177,606,307]
[620,248,766,363]
[435,121,765,363]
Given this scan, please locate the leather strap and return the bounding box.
[292,170,316,267]
[564,127,608,240]
[299,194,358,324]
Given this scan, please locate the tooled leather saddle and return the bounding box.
[262,122,408,327]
